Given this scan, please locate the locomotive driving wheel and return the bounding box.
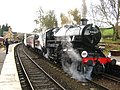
[61,51,72,68]
[92,61,105,75]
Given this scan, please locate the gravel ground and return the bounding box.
[23,46,91,90]
[24,45,108,90]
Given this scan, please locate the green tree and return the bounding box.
[2,24,9,31]
[36,7,58,31]
[41,10,58,29]
[68,8,81,24]
[60,13,69,26]
[0,25,3,36]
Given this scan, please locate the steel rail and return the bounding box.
[16,45,35,90]
[102,73,120,83]
[86,79,109,90]
[23,47,66,90]
[86,73,120,90]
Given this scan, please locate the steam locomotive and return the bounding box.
[24,19,116,75]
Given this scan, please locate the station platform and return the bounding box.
[0,44,22,90]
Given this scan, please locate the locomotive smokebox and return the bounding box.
[81,18,88,25]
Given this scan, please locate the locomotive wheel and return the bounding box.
[61,57,72,68]
[87,60,93,66]
[76,61,89,74]
[77,61,82,72]
[105,59,116,73]
[111,59,116,65]
[61,52,73,72]
[93,63,105,75]
[77,64,93,80]
[43,47,47,54]
[61,59,72,73]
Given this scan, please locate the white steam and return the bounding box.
[81,0,87,18]
[61,36,93,82]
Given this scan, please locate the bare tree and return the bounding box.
[34,7,44,32]
[91,0,120,40]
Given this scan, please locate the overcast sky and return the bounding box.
[0,0,96,33]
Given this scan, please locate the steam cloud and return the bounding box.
[61,36,93,82]
[82,0,87,18]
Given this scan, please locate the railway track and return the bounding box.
[15,44,65,90]
[14,44,120,90]
[99,42,120,45]
[22,44,110,90]
[15,46,31,90]
[106,65,120,78]
[89,73,120,90]
[103,73,120,83]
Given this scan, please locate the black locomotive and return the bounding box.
[25,19,116,76]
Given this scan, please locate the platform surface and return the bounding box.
[0,47,6,74]
[0,44,22,90]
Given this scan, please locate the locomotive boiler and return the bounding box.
[25,19,116,76]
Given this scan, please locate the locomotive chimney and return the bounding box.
[81,18,88,25]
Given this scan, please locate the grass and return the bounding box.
[100,28,120,43]
[99,28,120,55]
[101,28,113,37]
